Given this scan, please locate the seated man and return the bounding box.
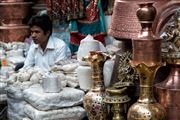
[22,14,71,71]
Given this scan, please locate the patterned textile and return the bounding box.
[46,0,85,22]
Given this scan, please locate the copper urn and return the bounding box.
[0,1,32,42]
[154,8,180,120]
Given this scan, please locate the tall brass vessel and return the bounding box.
[83,51,108,120]
[154,9,180,120]
[127,2,166,120]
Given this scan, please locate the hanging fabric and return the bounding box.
[69,0,107,54]
[45,0,85,23]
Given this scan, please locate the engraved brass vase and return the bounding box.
[127,63,166,120]
[83,51,108,120]
[127,2,166,120]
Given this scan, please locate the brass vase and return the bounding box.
[127,63,167,120]
[127,2,166,120]
[83,51,108,120]
[154,9,180,120]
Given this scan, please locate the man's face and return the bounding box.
[30,26,49,46]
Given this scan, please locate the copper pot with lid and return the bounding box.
[154,7,180,120]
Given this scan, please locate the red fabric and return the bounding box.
[86,0,99,21]
[45,0,84,21]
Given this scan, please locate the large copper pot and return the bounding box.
[155,64,180,120]
[154,6,180,119]
[0,2,32,26]
[0,2,32,42]
[0,26,29,42]
[108,0,171,40]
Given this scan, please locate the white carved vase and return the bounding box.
[77,61,93,91]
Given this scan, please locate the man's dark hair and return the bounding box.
[28,14,52,35]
